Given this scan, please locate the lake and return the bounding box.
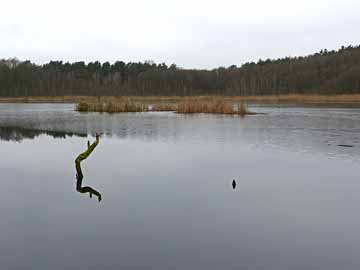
[0,103,360,270]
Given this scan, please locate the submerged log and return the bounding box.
[75,133,102,202]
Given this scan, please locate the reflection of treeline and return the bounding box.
[0,126,86,142]
[1,45,360,96]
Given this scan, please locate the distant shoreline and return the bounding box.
[1,94,360,104]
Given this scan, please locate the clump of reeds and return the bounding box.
[76,102,90,112]
[76,98,149,113]
[177,99,250,115]
[75,98,253,115]
[150,103,177,111]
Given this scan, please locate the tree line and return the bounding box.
[1,45,360,97]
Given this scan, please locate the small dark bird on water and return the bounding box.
[232,179,236,189]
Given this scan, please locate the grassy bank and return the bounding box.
[75,98,252,115]
[1,94,360,104]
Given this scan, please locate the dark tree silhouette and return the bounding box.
[1,45,360,97]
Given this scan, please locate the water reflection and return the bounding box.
[0,126,86,142]
[75,133,102,202]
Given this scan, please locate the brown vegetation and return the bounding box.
[75,97,252,115]
[176,99,249,115]
[76,98,148,113]
[151,103,177,111]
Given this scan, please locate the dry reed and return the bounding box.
[75,98,252,115]
[150,103,177,111]
[76,98,149,113]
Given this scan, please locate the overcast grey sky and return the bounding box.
[1,0,359,68]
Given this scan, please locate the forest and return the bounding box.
[0,45,359,97]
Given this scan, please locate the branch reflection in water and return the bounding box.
[75,133,102,202]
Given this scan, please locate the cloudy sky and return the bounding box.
[1,0,359,68]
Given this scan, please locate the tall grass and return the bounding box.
[75,98,252,115]
[177,99,238,114]
[151,103,177,111]
[177,99,250,115]
[76,98,148,113]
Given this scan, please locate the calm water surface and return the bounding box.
[0,103,360,269]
